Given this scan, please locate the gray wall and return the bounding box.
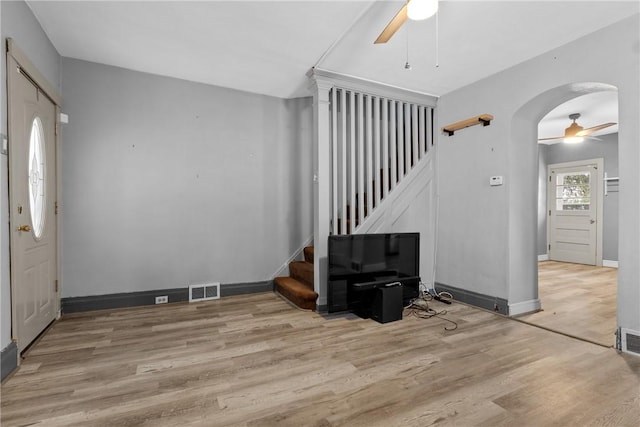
[60,58,313,297]
[537,133,619,261]
[1,0,62,351]
[436,14,639,330]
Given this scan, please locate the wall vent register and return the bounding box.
[189,283,221,302]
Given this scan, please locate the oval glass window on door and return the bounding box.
[28,117,46,239]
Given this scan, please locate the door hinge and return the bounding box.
[548,210,551,216]
[548,244,551,250]
[55,201,58,215]
[549,175,551,182]
[54,280,59,293]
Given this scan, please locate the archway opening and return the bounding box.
[510,82,618,346]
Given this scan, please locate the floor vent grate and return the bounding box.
[620,328,640,355]
[189,283,220,302]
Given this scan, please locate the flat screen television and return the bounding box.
[327,233,420,313]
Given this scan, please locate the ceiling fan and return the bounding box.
[538,113,616,144]
[374,0,438,44]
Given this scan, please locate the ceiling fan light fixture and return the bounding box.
[407,0,438,21]
[564,121,584,138]
[563,136,584,144]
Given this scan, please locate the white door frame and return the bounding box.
[7,39,62,354]
[547,158,603,267]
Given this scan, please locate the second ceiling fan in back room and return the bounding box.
[538,113,616,144]
[375,0,438,44]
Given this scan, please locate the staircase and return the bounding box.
[274,246,318,310]
[326,88,435,237]
[273,83,435,311]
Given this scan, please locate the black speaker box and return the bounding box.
[371,284,403,324]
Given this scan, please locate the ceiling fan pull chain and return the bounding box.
[435,9,439,68]
[405,23,412,70]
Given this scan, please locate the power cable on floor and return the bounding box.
[404,291,458,331]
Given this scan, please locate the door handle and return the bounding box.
[17,225,31,232]
[590,219,595,224]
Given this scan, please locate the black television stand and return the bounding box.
[327,275,421,315]
[352,278,403,291]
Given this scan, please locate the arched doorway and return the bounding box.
[510,82,618,346]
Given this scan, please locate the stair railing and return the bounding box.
[329,87,435,235]
[309,70,437,308]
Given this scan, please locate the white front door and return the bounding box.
[8,55,58,353]
[547,160,602,266]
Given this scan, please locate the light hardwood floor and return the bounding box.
[2,292,638,426]
[517,261,618,347]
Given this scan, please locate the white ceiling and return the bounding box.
[26,1,638,130]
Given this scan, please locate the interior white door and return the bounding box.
[8,55,58,353]
[548,162,600,265]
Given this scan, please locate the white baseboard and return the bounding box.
[538,255,617,267]
[509,298,541,316]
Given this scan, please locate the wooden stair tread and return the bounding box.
[274,276,318,311]
[303,246,314,264]
[288,261,314,289]
[274,276,316,296]
[274,246,316,311]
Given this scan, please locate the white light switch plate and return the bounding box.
[490,176,503,186]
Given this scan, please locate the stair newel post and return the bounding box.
[310,75,333,310]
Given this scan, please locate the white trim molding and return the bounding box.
[603,260,619,268]
[538,254,549,262]
[509,298,542,316]
[7,38,61,105]
[309,68,438,107]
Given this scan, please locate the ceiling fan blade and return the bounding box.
[374,4,408,44]
[537,135,565,141]
[538,135,603,144]
[576,122,617,136]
